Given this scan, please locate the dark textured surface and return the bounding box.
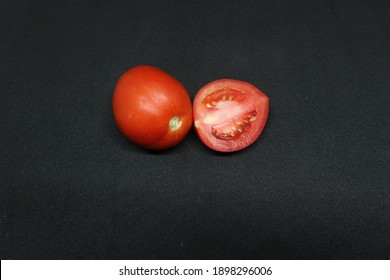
[1,0,389,259]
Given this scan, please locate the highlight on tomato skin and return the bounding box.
[112,65,193,150]
[193,79,269,152]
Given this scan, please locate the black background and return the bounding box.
[1,0,389,259]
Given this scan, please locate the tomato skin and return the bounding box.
[193,79,269,152]
[112,65,192,150]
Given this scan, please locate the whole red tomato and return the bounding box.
[112,65,192,150]
[193,79,269,152]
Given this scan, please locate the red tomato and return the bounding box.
[112,65,192,150]
[193,79,269,152]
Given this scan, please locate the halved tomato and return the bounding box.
[193,79,269,152]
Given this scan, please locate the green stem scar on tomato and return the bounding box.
[169,116,182,131]
[112,66,193,150]
[193,79,269,152]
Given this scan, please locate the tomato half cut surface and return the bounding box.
[193,79,269,152]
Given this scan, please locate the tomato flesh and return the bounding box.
[193,79,269,152]
[112,65,192,150]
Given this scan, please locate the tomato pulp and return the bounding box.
[193,79,269,152]
[112,65,193,150]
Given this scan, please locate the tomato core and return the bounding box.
[200,87,260,141]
